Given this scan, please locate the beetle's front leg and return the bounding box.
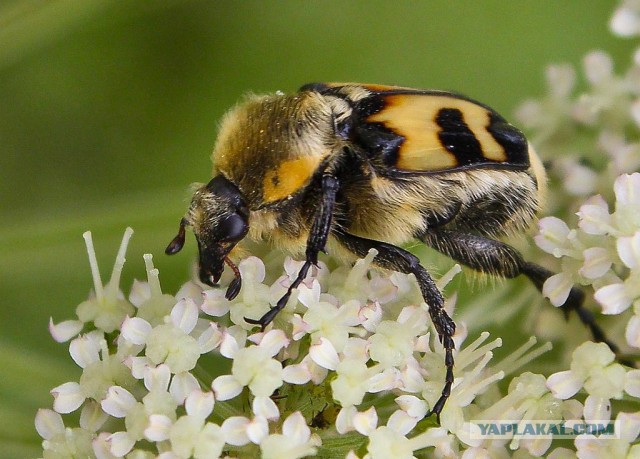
[245,174,339,329]
[334,230,456,421]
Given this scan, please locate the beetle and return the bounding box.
[166,82,608,419]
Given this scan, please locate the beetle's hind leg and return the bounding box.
[334,230,455,421]
[419,229,623,358]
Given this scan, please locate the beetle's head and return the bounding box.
[166,175,249,290]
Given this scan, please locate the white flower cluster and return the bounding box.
[38,228,575,458]
[535,173,640,352]
[516,3,640,204]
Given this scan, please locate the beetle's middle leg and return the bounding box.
[334,230,455,421]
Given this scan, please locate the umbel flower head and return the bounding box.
[38,222,640,458]
[42,228,557,458]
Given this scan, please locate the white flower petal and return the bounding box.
[366,426,413,458]
[368,368,399,392]
[201,288,231,317]
[583,51,613,85]
[617,411,640,442]
[212,375,243,401]
[144,364,171,392]
[198,323,222,354]
[336,406,357,434]
[309,338,339,370]
[614,173,640,207]
[547,370,583,399]
[79,401,108,431]
[128,279,151,306]
[51,381,85,414]
[458,423,483,449]
[342,338,369,360]
[258,329,290,356]
[522,437,553,457]
[282,411,310,441]
[387,410,418,436]
[626,369,640,399]
[563,163,598,196]
[611,6,640,36]
[121,316,152,345]
[157,453,181,459]
[308,359,329,385]
[574,435,603,458]
[49,318,84,342]
[297,280,322,307]
[535,217,571,254]
[579,247,612,279]
[69,335,101,368]
[247,416,269,444]
[578,195,611,235]
[547,63,576,98]
[92,432,113,459]
[584,363,625,399]
[108,431,135,457]
[219,332,240,359]
[170,371,200,404]
[175,280,204,304]
[252,395,280,420]
[282,363,312,385]
[101,386,137,418]
[583,395,611,423]
[595,283,633,314]
[35,409,64,439]
[399,364,425,393]
[561,399,585,421]
[170,298,199,334]
[145,414,172,441]
[185,390,214,419]
[353,407,378,436]
[125,356,151,379]
[395,395,428,419]
[617,233,640,269]
[195,423,225,459]
[221,416,251,446]
[542,273,574,307]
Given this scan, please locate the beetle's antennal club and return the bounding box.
[165,218,187,255]
[224,256,242,300]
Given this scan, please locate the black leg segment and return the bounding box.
[245,173,340,329]
[334,230,455,420]
[420,229,621,356]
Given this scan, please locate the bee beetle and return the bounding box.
[167,83,607,419]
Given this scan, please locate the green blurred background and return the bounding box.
[0,1,634,456]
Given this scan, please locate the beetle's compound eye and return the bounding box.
[217,212,248,243]
[165,218,187,255]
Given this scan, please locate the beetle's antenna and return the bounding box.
[166,218,188,255]
[224,256,242,300]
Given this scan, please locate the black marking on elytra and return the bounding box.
[353,121,404,164]
[436,108,484,166]
[351,92,405,164]
[487,112,529,167]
